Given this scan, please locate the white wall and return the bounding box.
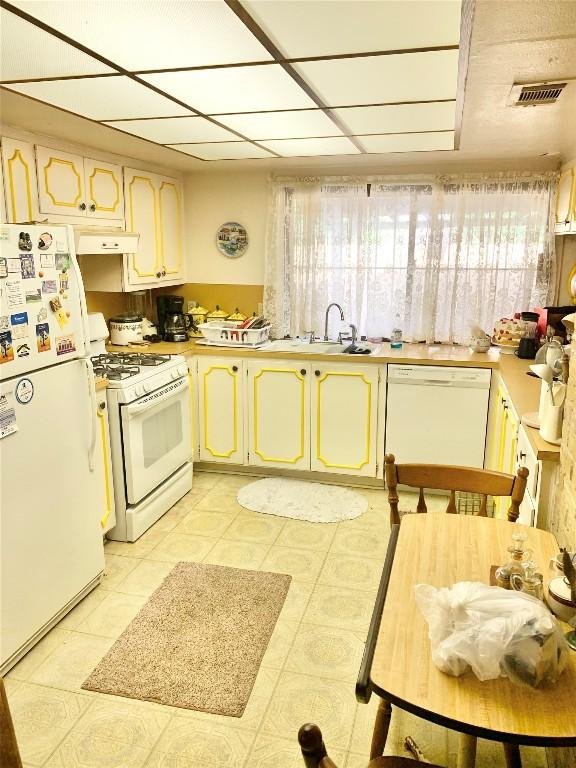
[183,171,268,285]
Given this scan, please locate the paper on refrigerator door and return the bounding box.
[0,393,17,438]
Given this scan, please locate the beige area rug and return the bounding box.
[82,562,291,716]
[237,477,368,523]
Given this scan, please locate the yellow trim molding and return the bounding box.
[89,167,120,212]
[7,148,33,221]
[129,175,158,278]
[159,181,182,275]
[315,370,372,469]
[203,365,238,458]
[43,157,82,207]
[253,368,305,464]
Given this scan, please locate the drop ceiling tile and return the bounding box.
[168,142,275,161]
[4,77,191,121]
[334,102,456,135]
[361,132,455,153]
[104,116,237,144]
[295,50,460,106]
[0,8,113,81]
[259,137,360,157]
[216,109,344,140]
[244,0,461,57]
[10,0,272,69]
[143,65,316,114]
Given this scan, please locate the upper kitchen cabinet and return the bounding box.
[36,146,124,221]
[1,137,40,223]
[554,167,576,235]
[124,168,185,287]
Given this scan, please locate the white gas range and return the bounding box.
[92,352,192,542]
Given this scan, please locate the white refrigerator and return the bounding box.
[0,224,104,674]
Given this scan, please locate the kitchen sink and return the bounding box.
[264,339,377,355]
[264,339,346,354]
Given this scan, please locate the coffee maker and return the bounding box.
[156,295,188,342]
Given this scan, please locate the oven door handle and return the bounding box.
[124,377,188,417]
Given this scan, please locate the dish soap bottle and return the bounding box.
[391,315,403,349]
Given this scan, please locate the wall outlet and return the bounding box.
[187,300,197,313]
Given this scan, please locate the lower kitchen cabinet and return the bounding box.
[311,363,379,476]
[196,357,244,464]
[246,360,311,470]
[96,390,116,535]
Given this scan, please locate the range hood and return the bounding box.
[74,227,139,255]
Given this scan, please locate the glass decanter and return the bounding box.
[495,531,532,590]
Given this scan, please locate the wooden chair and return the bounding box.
[299,723,443,768]
[384,454,529,527]
[0,677,23,768]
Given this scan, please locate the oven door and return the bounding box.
[121,375,191,505]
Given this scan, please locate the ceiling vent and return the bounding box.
[508,82,567,106]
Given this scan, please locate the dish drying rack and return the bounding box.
[197,321,271,348]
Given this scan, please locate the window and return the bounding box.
[265,176,556,344]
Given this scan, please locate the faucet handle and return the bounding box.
[349,324,357,344]
[305,330,316,344]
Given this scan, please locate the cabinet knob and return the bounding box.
[315,370,321,376]
[232,365,238,372]
[79,202,86,211]
[156,271,162,278]
[162,268,167,276]
[519,451,526,461]
[98,402,106,411]
[300,369,307,376]
[89,203,96,212]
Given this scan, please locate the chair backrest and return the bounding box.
[384,454,529,526]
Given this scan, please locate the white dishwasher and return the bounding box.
[385,364,491,467]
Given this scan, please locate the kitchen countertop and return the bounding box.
[104,340,560,462]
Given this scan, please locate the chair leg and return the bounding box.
[456,733,477,768]
[370,698,392,760]
[0,678,23,768]
[298,724,330,768]
[503,743,522,768]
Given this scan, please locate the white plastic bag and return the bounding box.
[415,581,568,687]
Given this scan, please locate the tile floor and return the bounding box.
[6,472,547,768]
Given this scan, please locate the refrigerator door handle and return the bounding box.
[68,225,92,357]
[84,359,97,472]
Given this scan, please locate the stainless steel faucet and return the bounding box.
[324,303,345,341]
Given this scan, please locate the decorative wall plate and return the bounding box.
[216,221,248,258]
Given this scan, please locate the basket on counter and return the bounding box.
[197,321,271,348]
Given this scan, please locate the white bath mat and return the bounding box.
[237,478,367,523]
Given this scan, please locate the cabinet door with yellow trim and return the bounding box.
[124,167,160,286]
[157,175,184,281]
[247,359,310,470]
[311,363,378,476]
[197,357,244,464]
[1,137,40,223]
[36,145,86,216]
[84,158,124,220]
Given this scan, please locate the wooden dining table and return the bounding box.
[356,513,576,768]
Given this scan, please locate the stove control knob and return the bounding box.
[179,365,188,376]
[142,383,151,394]
[136,385,144,397]
[171,369,180,380]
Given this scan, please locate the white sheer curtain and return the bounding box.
[264,174,556,344]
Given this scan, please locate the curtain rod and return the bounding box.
[270,170,558,185]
